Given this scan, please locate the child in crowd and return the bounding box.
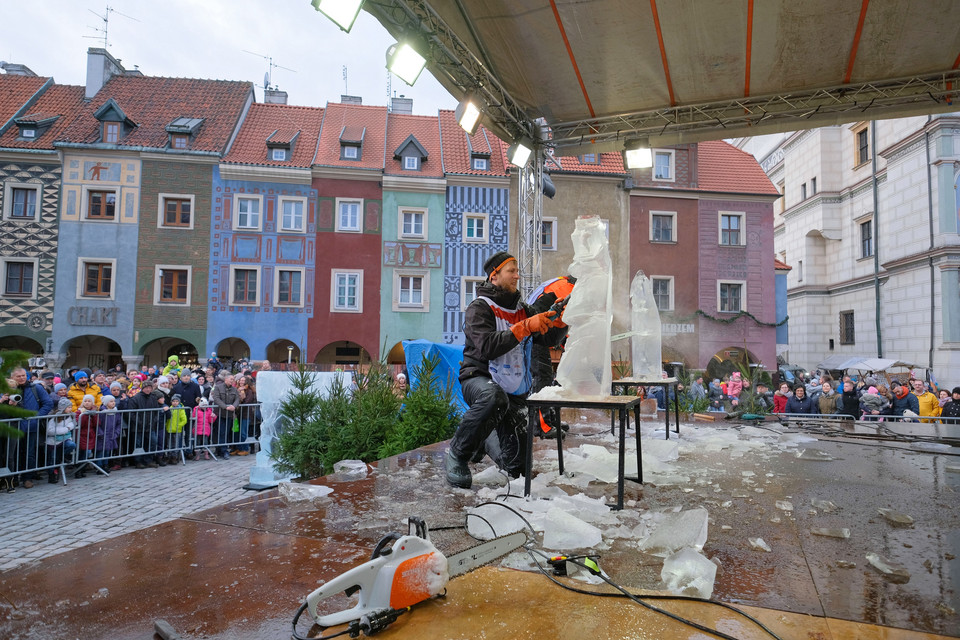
[164,394,188,464]
[192,397,216,460]
[99,395,122,471]
[75,394,99,479]
[45,398,77,484]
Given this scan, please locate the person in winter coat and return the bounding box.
[211,372,240,459]
[233,376,259,455]
[773,382,791,414]
[162,394,188,464]
[67,371,102,413]
[835,380,861,419]
[74,394,99,478]
[940,387,960,422]
[172,371,203,409]
[910,378,941,422]
[784,385,817,414]
[162,355,182,379]
[7,367,54,489]
[97,395,122,471]
[125,380,167,468]
[859,386,889,420]
[816,382,837,415]
[44,398,77,484]
[192,397,217,460]
[444,251,563,489]
[891,381,920,419]
[726,372,743,400]
[707,379,725,412]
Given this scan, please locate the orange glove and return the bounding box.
[510,312,555,341]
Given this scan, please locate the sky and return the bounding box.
[2,0,458,115]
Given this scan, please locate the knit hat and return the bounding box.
[198,397,209,407]
[172,394,182,402]
[73,371,88,382]
[483,251,516,279]
[54,383,67,392]
[57,398,73,411]
[82,394,95,404]
[952,387,960,396]
[110,381,123,390]
[101,395,116,405]
[867,386,878,394]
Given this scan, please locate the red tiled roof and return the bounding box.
[384,113,443,178]
[0,84,85,150]
[56,75,253,153]
[437,109,509,176]
[774,258,792,270]
[267,127,301,145]
[223,102,324,168]
[697,140,780,195]
[0,75,48,127]
[314,102,387,170]
[551,150,627,175]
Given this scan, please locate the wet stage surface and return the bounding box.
[0,417,957,639]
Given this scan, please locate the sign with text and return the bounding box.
[67,306,118,327]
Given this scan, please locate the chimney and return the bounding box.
[390,96,413,115]
[85,47,125,100]
[264,89,288,104]
[0,62,39,77]
[340,95,363,105]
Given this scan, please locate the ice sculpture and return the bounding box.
[248,371,353,489]
[555,215,613,397]
[629,270,662,380]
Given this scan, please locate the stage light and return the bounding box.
[507,136,533,167]
[387,40,427,86]
[311,0,364,33]
[623,137,652,169]
[455,93,482,135]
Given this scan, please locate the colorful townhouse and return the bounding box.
[49,49,253,371]
[0,73,85,362]
[211,101,324,364]
[437,109,511,346]
[309,100,387,366]
[380,111,446,361]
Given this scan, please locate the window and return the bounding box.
[855,125,869,166]
[234,195,262,230]
[104,121,120,143]
[650,211,676,243]
[78,259,115,299]
[541,218,557,251]
[276,268,304,307]
[801,183,807,200]
[461,277,484,311]
[171,134,188,149]
[399,208,426,239]
[839,311,855,345]
[404,156,419,170]
[580,153,599,164]
[160,195,193,228]
[798,259,804,282]
[279,197,306,232]
[10,187,37,219]
[272,148,287,161]
[860,220,873,258]
[342,144,359,160]
[395,271,428,311]
[652,149,675,181]
[87,190,116,220]
[20,128,35,139]
[463,212,488,243]
[332,270,363,312]
[336,198,361,232]
[651,277,673,311]
[718,281,745,313]
[811,177,817,195]
[229,267,259,306]
[472,157,488,171]
[719,212,744,246]
[2,259,36,298]
[155,266,191,305]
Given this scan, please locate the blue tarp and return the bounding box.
[402,340,468,412]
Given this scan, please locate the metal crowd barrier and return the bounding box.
[0,402,262,488]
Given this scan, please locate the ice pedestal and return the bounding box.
[247,371,353,489]
[629,271,662,380]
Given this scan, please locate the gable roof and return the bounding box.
[437,109,509,177]
[314,102,387,169]
[696,140,780,196]
[385,113,442,178]
[0,75,49,133]
[223,102,324,168]
[0,83,85,150]
[56,75,253,154]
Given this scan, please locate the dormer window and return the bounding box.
[272,148,287,161]
[340,126,365,161]
[94,99,136,146]
[171,134,189,149]
[20,128,36,139]
[393,134,428,172]
[104,122,121,143]
[165,117,203,150]
[580,153,600,165]
[14,113,58,142]
[266,128,298,163]
[342,144,359,160]
[472,156,489,171]
[404,156,419,170]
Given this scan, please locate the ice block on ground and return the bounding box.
[542,507,603,550]
[638,508,709,556]
[661,548,716,599]
[866,552,911,583]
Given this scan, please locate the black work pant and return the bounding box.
[450,376,527,475]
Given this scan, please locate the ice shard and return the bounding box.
[629,270,662,380]
[555,215,613,397]
[661,548,717,599]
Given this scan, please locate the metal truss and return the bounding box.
[517,150,544,297]
[546,70,960,154]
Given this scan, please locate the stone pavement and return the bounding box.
[0,454,257,573]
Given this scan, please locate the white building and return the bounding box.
[734,114,960,384]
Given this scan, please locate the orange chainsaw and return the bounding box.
[295,517,526,638]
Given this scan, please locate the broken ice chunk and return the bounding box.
[332,459,368,480]
[877,508,914,527]
[811,499,838,513]
[775,500,794,511]
[796,449,837,461]
[566,444,620,484]
[472,465,508,486]
[810,527,851,539]
[542,507,603,550]
[661,548,717,599]
[749,537,772,552]
[466,503,529,540]
[278,482,334,504]
[638,508,709,557]
[865,552,911,583]
[642,438,679,462]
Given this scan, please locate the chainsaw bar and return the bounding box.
[446,531,527,578]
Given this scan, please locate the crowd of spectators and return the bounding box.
[1,353,266,491]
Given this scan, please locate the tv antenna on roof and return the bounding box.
[243,50,297,90]
[84,5,139,50]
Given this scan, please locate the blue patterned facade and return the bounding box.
[441,184,510,345]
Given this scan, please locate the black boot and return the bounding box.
[444,449,472,489]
